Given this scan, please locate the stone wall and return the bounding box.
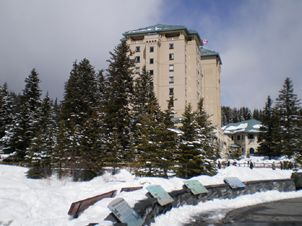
[133,178,295,226]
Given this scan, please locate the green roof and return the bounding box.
[199,47,222,64]
[222,119,262,135]
[122,24,203,46]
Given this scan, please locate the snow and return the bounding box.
[253,124,262,129]
[225,123,248,132]
[0,163,301,226]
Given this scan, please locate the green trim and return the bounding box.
[200,47,222,64]
[123,24,203,46]
[222,119,262,135]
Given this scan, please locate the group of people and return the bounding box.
[217,160,296,170]
[280,161,295,170]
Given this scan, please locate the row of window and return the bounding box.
[135,54,174,63]
[135,65,174,74]
[135,43,174,53]
[231,134,255,141]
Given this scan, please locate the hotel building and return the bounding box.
[121,24,222,129]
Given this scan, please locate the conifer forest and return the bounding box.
[1,41,302,180]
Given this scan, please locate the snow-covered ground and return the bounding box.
[1,161,302,226]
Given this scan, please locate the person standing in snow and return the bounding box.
[272,162,276,170]
[217,161,221,169]
[250,161,253,169]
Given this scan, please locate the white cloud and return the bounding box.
[0,0,164,99]
[217,1,302,109]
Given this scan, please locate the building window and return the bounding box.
[169,53,174,60]
[237,135,241,140]
[169,88,174,95]
[135,67,140,74]
[150,70,154,75]
[169,43,174,49]
[169,64,174,72]
[136,46,140,52]
[248,134,254,139]
[135,56,140,63]
[169,76,174,84]
[150,82,153,87]
[150,46,154,52]
[150,58,154,64]
[232,136,234,141]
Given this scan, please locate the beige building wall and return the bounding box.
[123,25,221,129]
[200,55,222,129]
[231,134,259,157]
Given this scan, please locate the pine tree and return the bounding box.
[61,58,99,128]
[154,96,178,177]
[258,96,281,159]
[195,98,217,175]
[102,41,135,163]
[275,78,302,158]
[134,103,162,177]
[35,92,57,176]
[80,110,105,180]
[9,69,42,162]
[177,103,204,179]
[0,83,16,154]
[133,66,159,121]
[59,58,99,178]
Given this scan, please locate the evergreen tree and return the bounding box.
[135,103,162,177]
[195,98,217,175]
[258,96,281,159]
[102,41,135,163]
[253,109,263,121]
[9,69,42,162]
[103,127,124,175]
[80,110,105,180]
[221,106,232,126]
[0,83,16,153]
[59,58,99,178]
[239,107,252,121]
[33,92,57,176]
[275,77,302,158]
[133,66,159,121]
[156,96,178,177]
[61,58,99,128]
[177,104,204,179]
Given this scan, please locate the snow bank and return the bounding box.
[0,164,298,226]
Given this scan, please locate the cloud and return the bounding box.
[1,0,301,111]
[216,1,302,109]
[0,0,164,99]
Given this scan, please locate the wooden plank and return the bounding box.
[68,190,117,218]
[120,186,143,192]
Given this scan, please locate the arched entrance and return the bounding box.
[249,148,255,155]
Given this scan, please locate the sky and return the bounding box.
[1,0,302,110]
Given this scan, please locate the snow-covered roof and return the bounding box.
[222,119,262,135]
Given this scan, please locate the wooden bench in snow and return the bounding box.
[68,190,117,218]
[120,186,143,192]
